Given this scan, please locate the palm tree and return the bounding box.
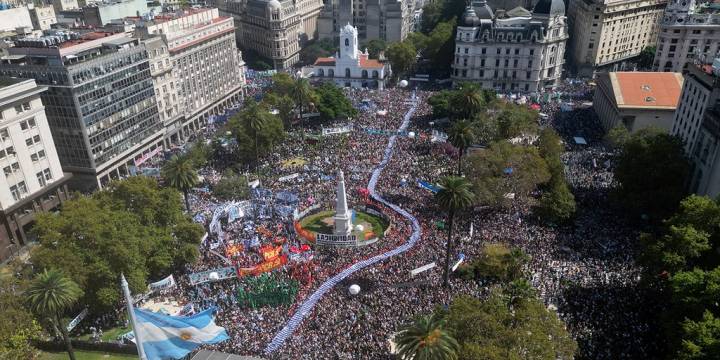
[161,155,198,211]
[436,176,475,288]
[25,269,83,360]
[247,108,267,178]
[456,84,483,120]
[293,77,313,138]
[447,119,475,176]
[395,313,459,360]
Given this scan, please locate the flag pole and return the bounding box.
[121,273,148,360]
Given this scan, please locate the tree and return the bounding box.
[213,170,249,201]
[421,1,444,33]
[449,83,485,120]
[299,43,330,65]
[495,103,538,140]
[0,276,41,360]
[385,41,416,77]
[428,90,453,119]
[406,32,430,54]
[606,125,630,150]
[364,39,386,58]
[228,100,285,167]
[445,293,577,360]
[640,195,720,275]
[31,178,203,311]
[470,243,528,283]
[293,77,314,137]
[395,313,460,360]
[425,19,456,74]
[25,270,83,360]
[537,128,563,160]
[615,129,690,220]
[447,119,475,175]
[637,46,657,70]
[679,310,720,360]
[264,93,296,128]
[436,176,475,287]
[162,155,199,211]
[465,141,551,207]
[314,82,357,121]
[536,180,576,223]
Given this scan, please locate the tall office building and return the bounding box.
[653,0,720,72]
[213,0,323,70]
[567,0,666,77]
[0,32,165,190]
[451,0,568,92]
[132,8,245,143]
[672,59,720,197]
[0,78,71,261]
[317,0,415,42]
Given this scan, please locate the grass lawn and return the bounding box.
[299,210,334,233]
[76,326,131,342]
[38,350,137,360]
[355,211,389,238]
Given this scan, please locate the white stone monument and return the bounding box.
[334,170,352,235]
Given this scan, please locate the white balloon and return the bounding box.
[208,272,220,281]
[408,131,415,138]
[355,224,364,232]
[349,284,361,295]
[399,80,409,88]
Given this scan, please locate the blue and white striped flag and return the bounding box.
[134,307,229,359]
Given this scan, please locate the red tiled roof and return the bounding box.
[314,57,336,66]
[610,72,684,109]
[359,55,383,69]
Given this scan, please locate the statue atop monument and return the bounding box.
[334,169,352,235]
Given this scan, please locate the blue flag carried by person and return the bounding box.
[134,306,229,359]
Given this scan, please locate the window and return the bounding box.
[18,181,27,195]
[14,102,31,114]
[6,146,15,156]
[43,168,52,181]
[33,135,40,143]
[28,118,36,128]
[3,166,10,176]
[529,49,534,56]
[31,153,38,161]
[37,171,46,187]
[25,138,33,146]
[20,121,28,131]
[11,163,19,172]
[10,185,19,201]
[0,129,8,141]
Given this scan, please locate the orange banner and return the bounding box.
[226,244,244,257]
[260,245,282,261]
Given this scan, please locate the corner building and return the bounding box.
[0,78,71,261]
[567,0,666,76]
[452,0,568,92]
[653,0,720,72]
[0,32,164,191]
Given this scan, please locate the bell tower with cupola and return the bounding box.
[339,23,359,60]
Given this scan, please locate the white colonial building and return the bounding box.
[307,24,390,89]
[452,0,568,93]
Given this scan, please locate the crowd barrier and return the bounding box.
[265,92,422,354]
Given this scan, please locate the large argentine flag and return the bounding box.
[134,306,229,359]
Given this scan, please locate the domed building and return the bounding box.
[451,0,568,93]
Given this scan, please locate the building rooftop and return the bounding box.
[609,72,684,109]
[0,77,22,88]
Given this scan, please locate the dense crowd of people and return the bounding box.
[84,78,655,359]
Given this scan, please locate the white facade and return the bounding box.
[213,0,323,70]
[0,79,65,210]
[133,8,246,142]
[567,0,666,76]
[308,24,389,89]
[0,7,33,32]
[452,0,568,93]
[28,4,57,31]
[653,0,720,72]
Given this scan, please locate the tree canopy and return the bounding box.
[444,293,577,360]
[227,100,286,165]
[0,275,40,359]
[385,41,416,76]
[314,82,357,121]
[30,176,204,311]
[615,129,690,220]
[465,141,550,207]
